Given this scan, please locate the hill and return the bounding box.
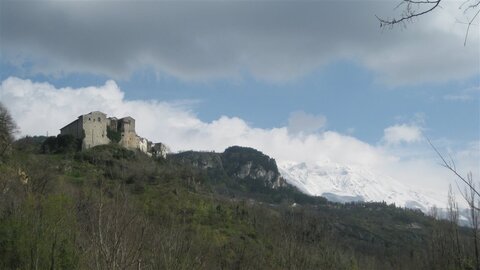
[0,137,477,269]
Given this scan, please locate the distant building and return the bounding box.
[60,111,169,157]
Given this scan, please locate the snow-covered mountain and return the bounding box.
[279,161,449,213]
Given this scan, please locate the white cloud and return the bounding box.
[383,124,423,145]
[287,111,327,135]
[0,1,478,85]
[1,77,477,200]
[444,86,480,102]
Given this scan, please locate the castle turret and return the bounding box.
[118,116,140,150]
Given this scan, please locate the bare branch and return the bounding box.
[378,0,479,44]
[463,0,480,12]
[460,0,473,10]
[427,138,480,213]
[408,0,441,4]
[465,8,480,46]
[376,0,442,28]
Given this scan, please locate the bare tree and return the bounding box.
[429,140,480,270]
[377,0,480,45]
[465,175,480,270]
[84,182,147,270]
[429,140,479,211]
[447,186,466,267]
[0,102,17,159]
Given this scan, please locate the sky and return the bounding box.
[0,0,479,197]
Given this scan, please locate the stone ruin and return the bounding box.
[60,111,169,158]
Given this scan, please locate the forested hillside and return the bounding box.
[0,108,478,269]
[0,139,476,269]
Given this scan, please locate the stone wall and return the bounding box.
[60,118,83,139]
[81,111,110,149]
[138,137,150,154]
[152,143,170,158]
[118,117,139,150]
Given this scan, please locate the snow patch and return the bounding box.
[279,161,448,213]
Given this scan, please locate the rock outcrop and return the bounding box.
[221,146,287,188]
[170,146,287,189]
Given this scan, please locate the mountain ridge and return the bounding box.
[278,161,450,213]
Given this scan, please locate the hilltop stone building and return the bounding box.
[60,111,168,157]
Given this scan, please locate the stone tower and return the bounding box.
[60,111,110,149]
[118,117,140,149]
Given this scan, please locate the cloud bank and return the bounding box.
[1,77,478,200]
[1,1,478,85]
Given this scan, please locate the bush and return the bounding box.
[107,127,121,143]
[41,135,81,154]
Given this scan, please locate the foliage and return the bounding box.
[0,194,78,269]
[0,103,17,160]
[0,138,478,269]
[13,136,47,153]
[41,134,81,154]
[106,127,121,143]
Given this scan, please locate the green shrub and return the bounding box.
[41,135,81,154]
[107,127,121,143]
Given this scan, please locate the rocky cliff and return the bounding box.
[221,146,286,188]
[169,146,287,189]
